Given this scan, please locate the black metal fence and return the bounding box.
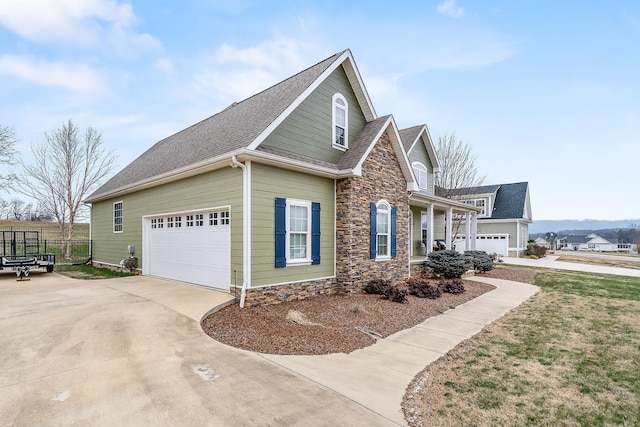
[1,233,91,265]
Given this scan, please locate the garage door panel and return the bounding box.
[146,209,230,290]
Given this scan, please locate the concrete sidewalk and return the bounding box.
[260,277,538,426]
[501,256,640,277]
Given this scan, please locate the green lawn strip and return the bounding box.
[556,255,640,271]
[55,264,133,279]
[415,270,640,426]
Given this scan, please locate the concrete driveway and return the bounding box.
[0,272,396,427]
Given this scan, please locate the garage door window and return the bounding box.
[275,198,320,268]
[209,210,230,226]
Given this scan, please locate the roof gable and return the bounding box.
[399,125,441,171]
[452,182,530,220]
[87,50,373,202]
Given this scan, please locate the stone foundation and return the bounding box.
[92,260,141,275]
[241,277,339,308]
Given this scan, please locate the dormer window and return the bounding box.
[332,93,348,150]
[464,198,488,217]
[412,162,428,189]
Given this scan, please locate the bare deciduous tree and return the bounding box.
[17,119,117,257]
[435,132,487,242]
[0,125,17,191]
[435,132,486,197]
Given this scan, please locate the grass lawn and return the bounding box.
[410,268,640,426]
[556,254,640,271]
[55,264,133,280]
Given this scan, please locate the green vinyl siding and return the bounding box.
[261,65,366,165]
[408,136,435,195]
[477,221,518,240]
[251,163,335,287]
[90,167,243,281]
[433,210,446,240]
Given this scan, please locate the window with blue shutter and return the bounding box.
[372,200,396,259]
[311,202,321,265]
[275,198,321,267]
[275,198,287,268]
[390,206,397,258]
[370,202,377,259]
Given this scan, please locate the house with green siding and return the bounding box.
[85,49,482,307]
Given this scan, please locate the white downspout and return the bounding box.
[230,155,250,308]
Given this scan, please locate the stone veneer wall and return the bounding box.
[335,131,410,292]
[240,277,338,308]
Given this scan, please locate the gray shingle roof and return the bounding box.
[337,115,392,170]
[87,51,345,201]
[452,182,529,219]
[398,125,423,152]
[490,182,528,219]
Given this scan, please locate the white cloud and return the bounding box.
[154,57,175,74]
[0,0,161,52]
[192,37,322,101]
[0,55,108,93]
[437,0,464,18]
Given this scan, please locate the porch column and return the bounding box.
[465,210,472,251]
[471,211,478,250]
[427,204,434,255]
[445,207,453,250]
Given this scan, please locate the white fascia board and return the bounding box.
[236,150,355,179]
[410,192,483,212]
[84,151,244,203]
[341,50,377,121]
[246,50,375,151]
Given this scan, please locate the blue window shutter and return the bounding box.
[275,198,286,268]
[370,202,377,259]
[311,202,321,265]
[391,206,397,258]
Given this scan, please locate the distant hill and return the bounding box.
[530,219,640,234]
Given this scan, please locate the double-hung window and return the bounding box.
[370,200,397,260]
[275,198,321,267]
[113,201,123,233]
[287,202,310,263]
[332,93,348,149]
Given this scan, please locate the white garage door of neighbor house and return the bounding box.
[455,235,509,256]
[474,235,509,256]
[146,209,230,290]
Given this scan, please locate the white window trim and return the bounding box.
[332,93,348,150]
[113,201,123,233]
[412,162,428,189]
[463,197,489,217]
[376,200,391,260]
[286,199,312,266]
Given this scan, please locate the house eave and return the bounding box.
[84,149,357,203]
[409,191,483,212]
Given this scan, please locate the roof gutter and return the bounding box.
[85,149,359,204]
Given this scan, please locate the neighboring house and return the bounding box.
[558,234,633,252]
[446,182,533,257]
[85,49,481,307]
[534,237,549,247]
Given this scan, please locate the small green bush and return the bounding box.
[425,250,470,279]
[464,250,495,272]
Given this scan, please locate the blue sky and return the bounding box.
[1,0,638,221]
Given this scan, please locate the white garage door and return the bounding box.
[455,234,509,256]
[145,209,230,290]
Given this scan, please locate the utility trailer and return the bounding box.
[1,231,55,279]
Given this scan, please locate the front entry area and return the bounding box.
[143,207,231,290]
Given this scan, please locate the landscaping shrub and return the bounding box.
[439,279,466,294]
[406,278,442,299]
[425,250,471,279]
[525,241,547,258]
[363,279,392,296]
[464,250,495,272]
[389,286,408,303]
